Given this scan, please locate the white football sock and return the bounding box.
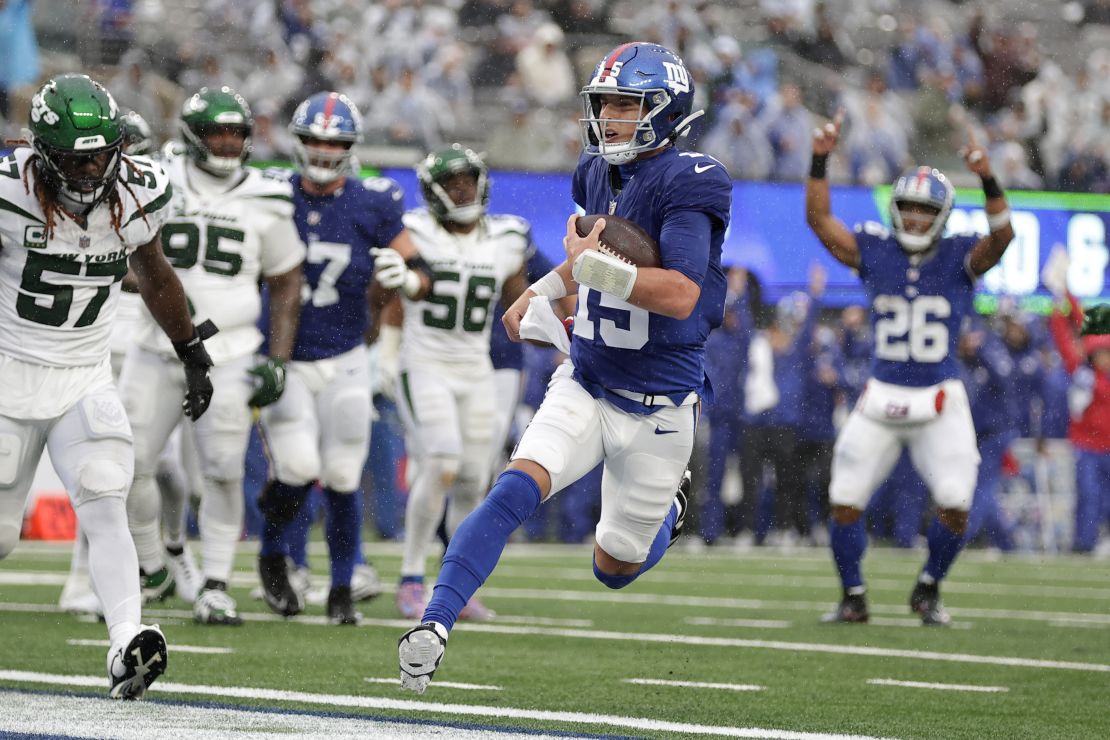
[199,477,244,584]
[399,458,454,578]
[126,473,165,574]
[78,496,140,646]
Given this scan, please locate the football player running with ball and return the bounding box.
[121,86,305,626]
[805,115,1014,625]
[254,91,429,624]
[0,75,216,697]
[386,144,533,623]
[398,43,732,692]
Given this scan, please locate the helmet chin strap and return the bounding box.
[600,109,706,164]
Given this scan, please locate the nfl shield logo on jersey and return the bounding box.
[78,235,91,250]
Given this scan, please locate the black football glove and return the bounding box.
[172,320,218,421]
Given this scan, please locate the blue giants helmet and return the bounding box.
[289,91,363,184]
[889,166,955,253]
[579,42,703,165]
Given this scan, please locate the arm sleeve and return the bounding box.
[1049,305,1082,376]
[658,208,713,284]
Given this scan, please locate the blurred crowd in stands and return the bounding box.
[0,0,1109,187]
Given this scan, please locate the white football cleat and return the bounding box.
[398,622,448,694]
[350,563,383,602]
[194,583,243,626]
[108,625,167,700]
[59,574,102,616]
[165,544,202,603]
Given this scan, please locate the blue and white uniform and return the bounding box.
[829,222,981,511]
[512,148,731,562]
[260,172,404,493]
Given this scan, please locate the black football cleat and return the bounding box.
[327,586,361,625]
[910,581,952,626]
[821,591,870,623]
[108,625,167,700]
[258,554,303,618]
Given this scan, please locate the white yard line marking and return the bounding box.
[685,617,793,629]
[491,565,1110,601]
[623,678,764,692]
[866,678,1009,693]
[66,639,232,655]
[2,601,1107,673]
[0,672,896,740]
[0,689,573,740]
[364,677,501,691]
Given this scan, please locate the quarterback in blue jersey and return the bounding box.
[255,92,428,624]
[805,117,1015,625]
[397,42,732,692]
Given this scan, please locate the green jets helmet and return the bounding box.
[29,74,123,207]
[416,143,489,225]
[179,86,253,175]
[119,110,154,156]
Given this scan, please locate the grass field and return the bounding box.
[1,539,1108,739]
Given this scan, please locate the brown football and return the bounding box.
[574,214,661,269]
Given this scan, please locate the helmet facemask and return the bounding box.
[889,167,955,254]
[34,138,122,209]
[580,89,700,165]
[182,121,251,176]
[427,170,487,224]
[417,145,490,225]
[292,136,354,185]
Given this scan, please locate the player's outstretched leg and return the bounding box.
[399,469,542,691]
[324,488,363,625]
[911,509,966,626]
[592,470,690,591]
[256,480,311,617]
[822,505,870,623]
[108,625,168,700]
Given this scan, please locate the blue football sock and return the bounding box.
[354,488,367,566]
[324,488,361,589]
[829,518,867,590]
[285,488,316,569]
[922,516,966,583]
[422,470,541,632]
[593,498,678,590]
[259,481,311,559]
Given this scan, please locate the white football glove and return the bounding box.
[371,248,422,298]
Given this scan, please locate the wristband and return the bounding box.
[809,153,829,179]
[981,176,1004,200]
[530,271,568,300]
[572,249,637,301]
[987,208,1011,232]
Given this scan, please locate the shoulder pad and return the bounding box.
[485,213,531,238]
[238,168,295,201]
[360,175,404,197]
[261,166,294,182]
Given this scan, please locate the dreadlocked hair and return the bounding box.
[15,145,148,241]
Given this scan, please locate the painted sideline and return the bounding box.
[0,672,897,740]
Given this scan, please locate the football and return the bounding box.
[574,214,661,269]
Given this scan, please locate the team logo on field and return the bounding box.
[23,225,47,249]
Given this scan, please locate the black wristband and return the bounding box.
[405,254,434,282]
[810,153,829,179]
[981,176,1003,200]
